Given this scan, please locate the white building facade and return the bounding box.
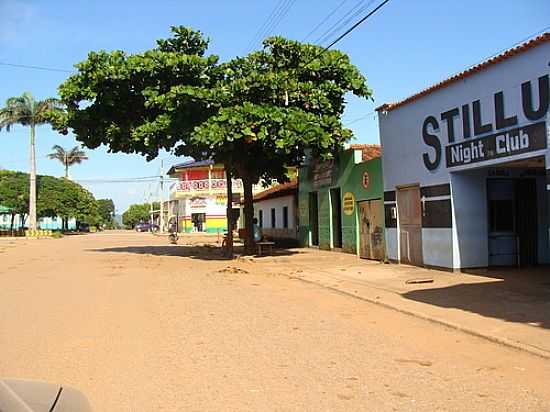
[377,34,550,270]
[247,181,298,242]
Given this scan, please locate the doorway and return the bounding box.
[358,199,385,260]
[191,213,206,232]
[488,178,538,266]
[309,192,319,246]
[330,188,342,248]
[397,185,423,265]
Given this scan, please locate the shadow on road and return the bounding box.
[90,244,299,261]
[402,267,550,330]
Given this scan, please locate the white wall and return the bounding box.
[254,195,296,231]
[385,228,398,261]
[422,228,453,268]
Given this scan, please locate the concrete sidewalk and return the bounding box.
[258,249,550,359]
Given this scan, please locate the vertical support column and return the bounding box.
[546,115,550,258]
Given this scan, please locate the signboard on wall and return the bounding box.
[445,122,547,168]
[421,74,549,171]
[312,159,336,189]
[343,192,355,215]
[190,197,207,210]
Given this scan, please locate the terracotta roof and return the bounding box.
[376,32,550,113]
[349,144,381,161]
[252,180,298,203]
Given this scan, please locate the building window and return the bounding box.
[271,208,276,228]
[283,206,288,228]
[258,210,263,228]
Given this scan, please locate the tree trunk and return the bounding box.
[224,167,234,258]
[65,160,69,179]
[10,213,15,235]
[242,174,255,254]
[29,125,37,230]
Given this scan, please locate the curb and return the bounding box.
[283,273,550,361]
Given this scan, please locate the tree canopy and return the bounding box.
[55,26,372,250]
[122,203,158,229]
[0,170,100,227]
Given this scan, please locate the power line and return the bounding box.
[245,0,297,54]
[302,0,391,69]
[245,0,287,53]
[322,0,391,50]
[0,61,72,73]
[343,110,377,126]
[302,0,350,42]
[315,0,372,45]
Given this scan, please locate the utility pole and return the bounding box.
[159,159,165,233]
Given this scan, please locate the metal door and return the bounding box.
[397,186,423,265]
[359,199,385,260]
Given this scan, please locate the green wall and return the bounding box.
[298,149,383,254]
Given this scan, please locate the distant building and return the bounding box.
[167,160,264,233]
[0,214,76,231]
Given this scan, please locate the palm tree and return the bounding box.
[48,145,88,178]
[0,92,64,230]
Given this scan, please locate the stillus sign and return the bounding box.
[422,74,549,171]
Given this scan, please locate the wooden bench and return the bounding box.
[257,241,275,256]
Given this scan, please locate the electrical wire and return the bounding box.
[0,61,73,73]
[245,0,297,53]
[302,0,350,42]
[315,0,373,46]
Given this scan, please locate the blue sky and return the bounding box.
[1,0,548,213]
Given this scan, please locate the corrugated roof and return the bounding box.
[252,180,298,203]
[349,144,381,161]
[376,32,550,113]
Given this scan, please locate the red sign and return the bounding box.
[362,171,370,189]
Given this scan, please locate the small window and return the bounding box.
[283,206,289,229]
[258,210,263,228]
[271,208,276,228]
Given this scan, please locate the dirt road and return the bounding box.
[0,232,549,411]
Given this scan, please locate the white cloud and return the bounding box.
[0,0,36,44]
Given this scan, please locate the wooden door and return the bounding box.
[397,186,423,265]
[359,199,385,260]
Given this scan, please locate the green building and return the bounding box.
[298,145,385,259]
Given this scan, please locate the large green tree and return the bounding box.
[97,199,116,227]
[122,203,158,229]
[0,170,29,231]
[0,169,99,231]
[0,93,65,230]
[56,27,371,252]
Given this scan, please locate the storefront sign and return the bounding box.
[362,171,370,189]
[190,197,207,210]
[446,122,547,168]
[422,74,549,171]
[343,192,355,216]
[178,179,243,193]
[312,160,336,189]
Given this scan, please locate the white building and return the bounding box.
[250,180,298,242]
[377,33,550,270]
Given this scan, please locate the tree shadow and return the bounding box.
[402,267,550,330]
[89,244,299,261]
